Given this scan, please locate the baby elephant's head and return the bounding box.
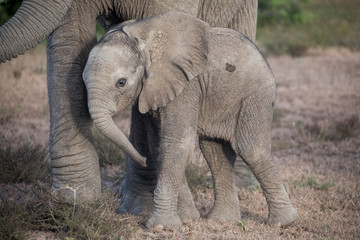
[83,11,209,166]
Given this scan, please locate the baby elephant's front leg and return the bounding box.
[146,107,199,227]
[146,136,194,227]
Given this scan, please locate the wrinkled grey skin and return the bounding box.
[83,11,299,227]
[0,0,258,201]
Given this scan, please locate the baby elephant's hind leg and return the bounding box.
[199,139,241,222]
[235,92,298,226]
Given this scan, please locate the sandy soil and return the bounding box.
[0,45,359,239]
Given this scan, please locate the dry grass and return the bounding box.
[1,29,360,240]
[0,139,49,184]
[0,183,140,239]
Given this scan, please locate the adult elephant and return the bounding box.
[0,0,258,202]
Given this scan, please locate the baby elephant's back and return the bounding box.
[206,27,275,100]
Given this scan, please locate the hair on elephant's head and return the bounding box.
[83,11,209,167]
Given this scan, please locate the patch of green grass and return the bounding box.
[0,184,139,239]
[292,176,335,190]
[237,221,247,233]
[257,0,360,55]
[96,22,106,41]
[185,164,212,192]
[91,127,126,167]
[0,139,49,184]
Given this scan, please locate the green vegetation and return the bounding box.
[237,221,247,233]
[96,23,106,41]
[2,0,359,55]
[0,0,21,25]
[258,0,313,26]
[292,176,336,190]
[257,0,360,56]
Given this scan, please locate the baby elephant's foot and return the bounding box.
[146,212,182,228]
[267,205,299,226]
[207,204,241,222]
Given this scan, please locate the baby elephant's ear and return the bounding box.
[123,11,209,114]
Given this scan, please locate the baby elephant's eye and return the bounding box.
[115,78,127,88]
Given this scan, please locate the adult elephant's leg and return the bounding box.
[234,91,298,226]
[199,139,241,222]
[197,0,258,41]
[47,7,101,200]
[177,171,200,222]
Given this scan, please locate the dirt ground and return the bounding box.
[0,45,359,239]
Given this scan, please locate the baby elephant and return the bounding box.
[83,11,298,227]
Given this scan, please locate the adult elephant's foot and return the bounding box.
[117,179,154,216]
[51,134,102,201]
[177,199,200,222]
[177,180,200,222]
[207,203,241,222]
[146,212,182,228]
[52,175,101,201]
[267,204,299,226]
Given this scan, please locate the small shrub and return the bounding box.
[0,198,28,240]
[0,139,49,184]
[0,184,140,239]
[296,115,360,145]
[325,115,360,141]
[295,121,323,145]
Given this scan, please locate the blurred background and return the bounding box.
[1,0,360,55]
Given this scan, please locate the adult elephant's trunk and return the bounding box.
[88,94,147,167]
[0,0,73,62]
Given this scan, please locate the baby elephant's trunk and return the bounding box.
[88,98,147,167]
